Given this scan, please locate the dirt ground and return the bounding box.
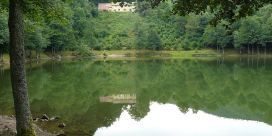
[0,116,57,136]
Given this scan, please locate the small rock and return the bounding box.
[8,115,15,119]
[58,123,66,128]
[57,134,66,136]
[50,116,60,121]
[33,118,39,122]
[41,119,49,122]
[41,114,49,120]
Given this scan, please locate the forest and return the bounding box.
[1,0,272,61]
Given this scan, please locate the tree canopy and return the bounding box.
[128,0,272,23]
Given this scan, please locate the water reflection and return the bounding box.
[95,102,272,136]
[0,58,272,135]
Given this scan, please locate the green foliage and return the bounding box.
[233,6,272,52]
[141,0,272,24]
[0,8,9,49]
[203,21,232,49]
[147,30,162,50]
[1,1,272,53]
[134,23,147,49]
[91,12,141,50]
[234,17,263,48]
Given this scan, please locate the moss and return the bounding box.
[19,121,36,136]
[20,129,36,136]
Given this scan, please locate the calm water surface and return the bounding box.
[0,57,272,136]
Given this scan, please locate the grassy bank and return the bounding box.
[1,49,272,66]
[93,49,272,58]
[91,49,218,58]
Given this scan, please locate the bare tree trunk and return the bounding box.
[247,45,250,55]
[247,57,249,67]
[29,50,32,59]
[8,0,36,135]
[265,44,267,56]
[0,46,3,63]
[251,57,254,67]
[251,45,254,55]
[35,48,38,59]
[257,46,260,56]
[38,49,41,59]
[51,46,54,57]
[0,53,3,63]
[257,56,259,69]
[264,57,266,68]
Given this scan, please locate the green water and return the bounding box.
[1,58,272,136]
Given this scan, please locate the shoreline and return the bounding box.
[1,49,272,67]
[0,116,58,136]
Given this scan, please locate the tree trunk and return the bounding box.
[257,46,259,56]
[251,57,254,67]
[257,56,259,69]
[251,45,254,55]
[247,57,249,67]
[38,49,41,59]
[8,0,36,135]
[247,45,250,55]
[0,46,3,63]
[29,50,32,59]
[265,44,267,56]
[51,46,54,57]
[35,49,38,59]
[263,57,266,68]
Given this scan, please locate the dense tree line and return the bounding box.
[1,1,272,56]
[135,2,272,53]
[0,0,98,58]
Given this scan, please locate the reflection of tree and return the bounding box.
[127,59,164,121]
[128,89,150,121]
[66,102,123,135]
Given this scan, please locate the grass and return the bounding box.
[163,49,218,58]
[92,49,218,58]
[2,54,10,63]
[2,49,272,65]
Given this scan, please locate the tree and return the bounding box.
[136,1,151,17]
[4,0,65,135]
[134,22,147,49]
[257,4,272,54]
[183,14,209,50]
[141,0,272,24]
[24,21,49,59]
[147,29,162,50]
[0,7,9,62]
[234,16,263,54]
[203,21,232,53]
[8,0,36,135]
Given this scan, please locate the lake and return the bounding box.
[1,57,272,136]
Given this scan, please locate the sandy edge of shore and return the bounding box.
[0,116,58,136]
